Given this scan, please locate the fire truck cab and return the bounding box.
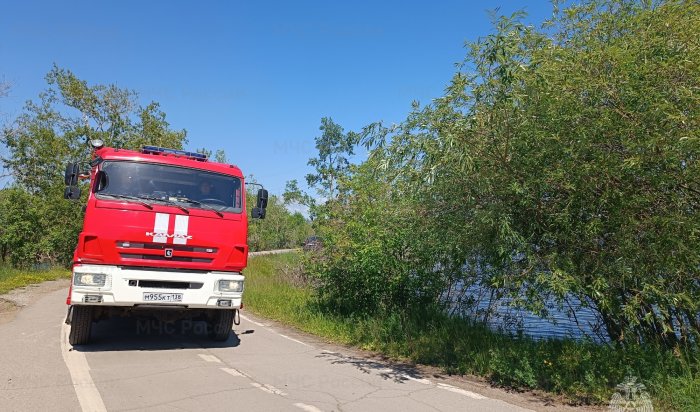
[63,141,267,345]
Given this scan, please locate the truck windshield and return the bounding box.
[95,161,243,213]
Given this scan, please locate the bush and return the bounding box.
[309,0,700,350]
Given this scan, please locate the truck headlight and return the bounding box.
[74,273,107,287]
[218,279,243,292]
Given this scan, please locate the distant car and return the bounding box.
[302,236,322,251]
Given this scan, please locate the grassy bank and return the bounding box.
[244,252,700,411]
[0,265,70,295]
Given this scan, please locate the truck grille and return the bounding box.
[120,253,213,263]
[117,241,217,254]
[131,280,203,289]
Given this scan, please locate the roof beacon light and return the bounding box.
[91,139,104,149]
[141,146,208,161]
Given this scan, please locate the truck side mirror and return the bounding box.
[252,207,266,219]
[251,189,268,219]
[64,162,79,186]
[256,189,269,209]
[64,186,81,200]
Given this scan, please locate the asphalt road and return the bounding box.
[0,284,560,412]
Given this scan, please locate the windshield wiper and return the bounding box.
[99,194,153,210]
[175,197,224,218]
[135,195,190,214]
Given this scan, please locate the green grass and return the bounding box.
[244,252,700,411]
[0,264,70,295]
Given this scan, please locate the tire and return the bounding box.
[69,305,93,345]
[209,310,234,341]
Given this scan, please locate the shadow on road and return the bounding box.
[317,351,434,384]
[72,317,241,352]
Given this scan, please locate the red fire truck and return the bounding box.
[63,141,267,345]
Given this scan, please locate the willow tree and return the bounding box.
[311,0,700,348]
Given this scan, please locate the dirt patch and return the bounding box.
[0,279,70,324]
[0,299,19,324]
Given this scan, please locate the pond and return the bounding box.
[448,283,610,343]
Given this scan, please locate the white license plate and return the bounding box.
[143,292,183,302]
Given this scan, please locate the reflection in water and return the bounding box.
[447,283,610,343]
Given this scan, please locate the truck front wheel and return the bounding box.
[209,309,234,341]
[69,306,94,345]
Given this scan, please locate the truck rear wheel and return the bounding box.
[69,306,94,345]
[209,310,234,341]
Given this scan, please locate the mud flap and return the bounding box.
[65,306,73,325]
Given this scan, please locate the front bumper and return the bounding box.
[70,264,243,309]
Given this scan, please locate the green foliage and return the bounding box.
[195,147,227,163]
[3,66,186,193]
[282,179,315,210]
[244,252,317,323]
[308,155,453,314]
[0,186,83,267]
[247,189,312,252]
[306,117,357,199]
[309,0,700,349]
[659,369,700,412]
[0,264,69,294]
[0,66,187,267]
[213,149,227,164]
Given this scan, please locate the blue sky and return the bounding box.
[0,1,552,196]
